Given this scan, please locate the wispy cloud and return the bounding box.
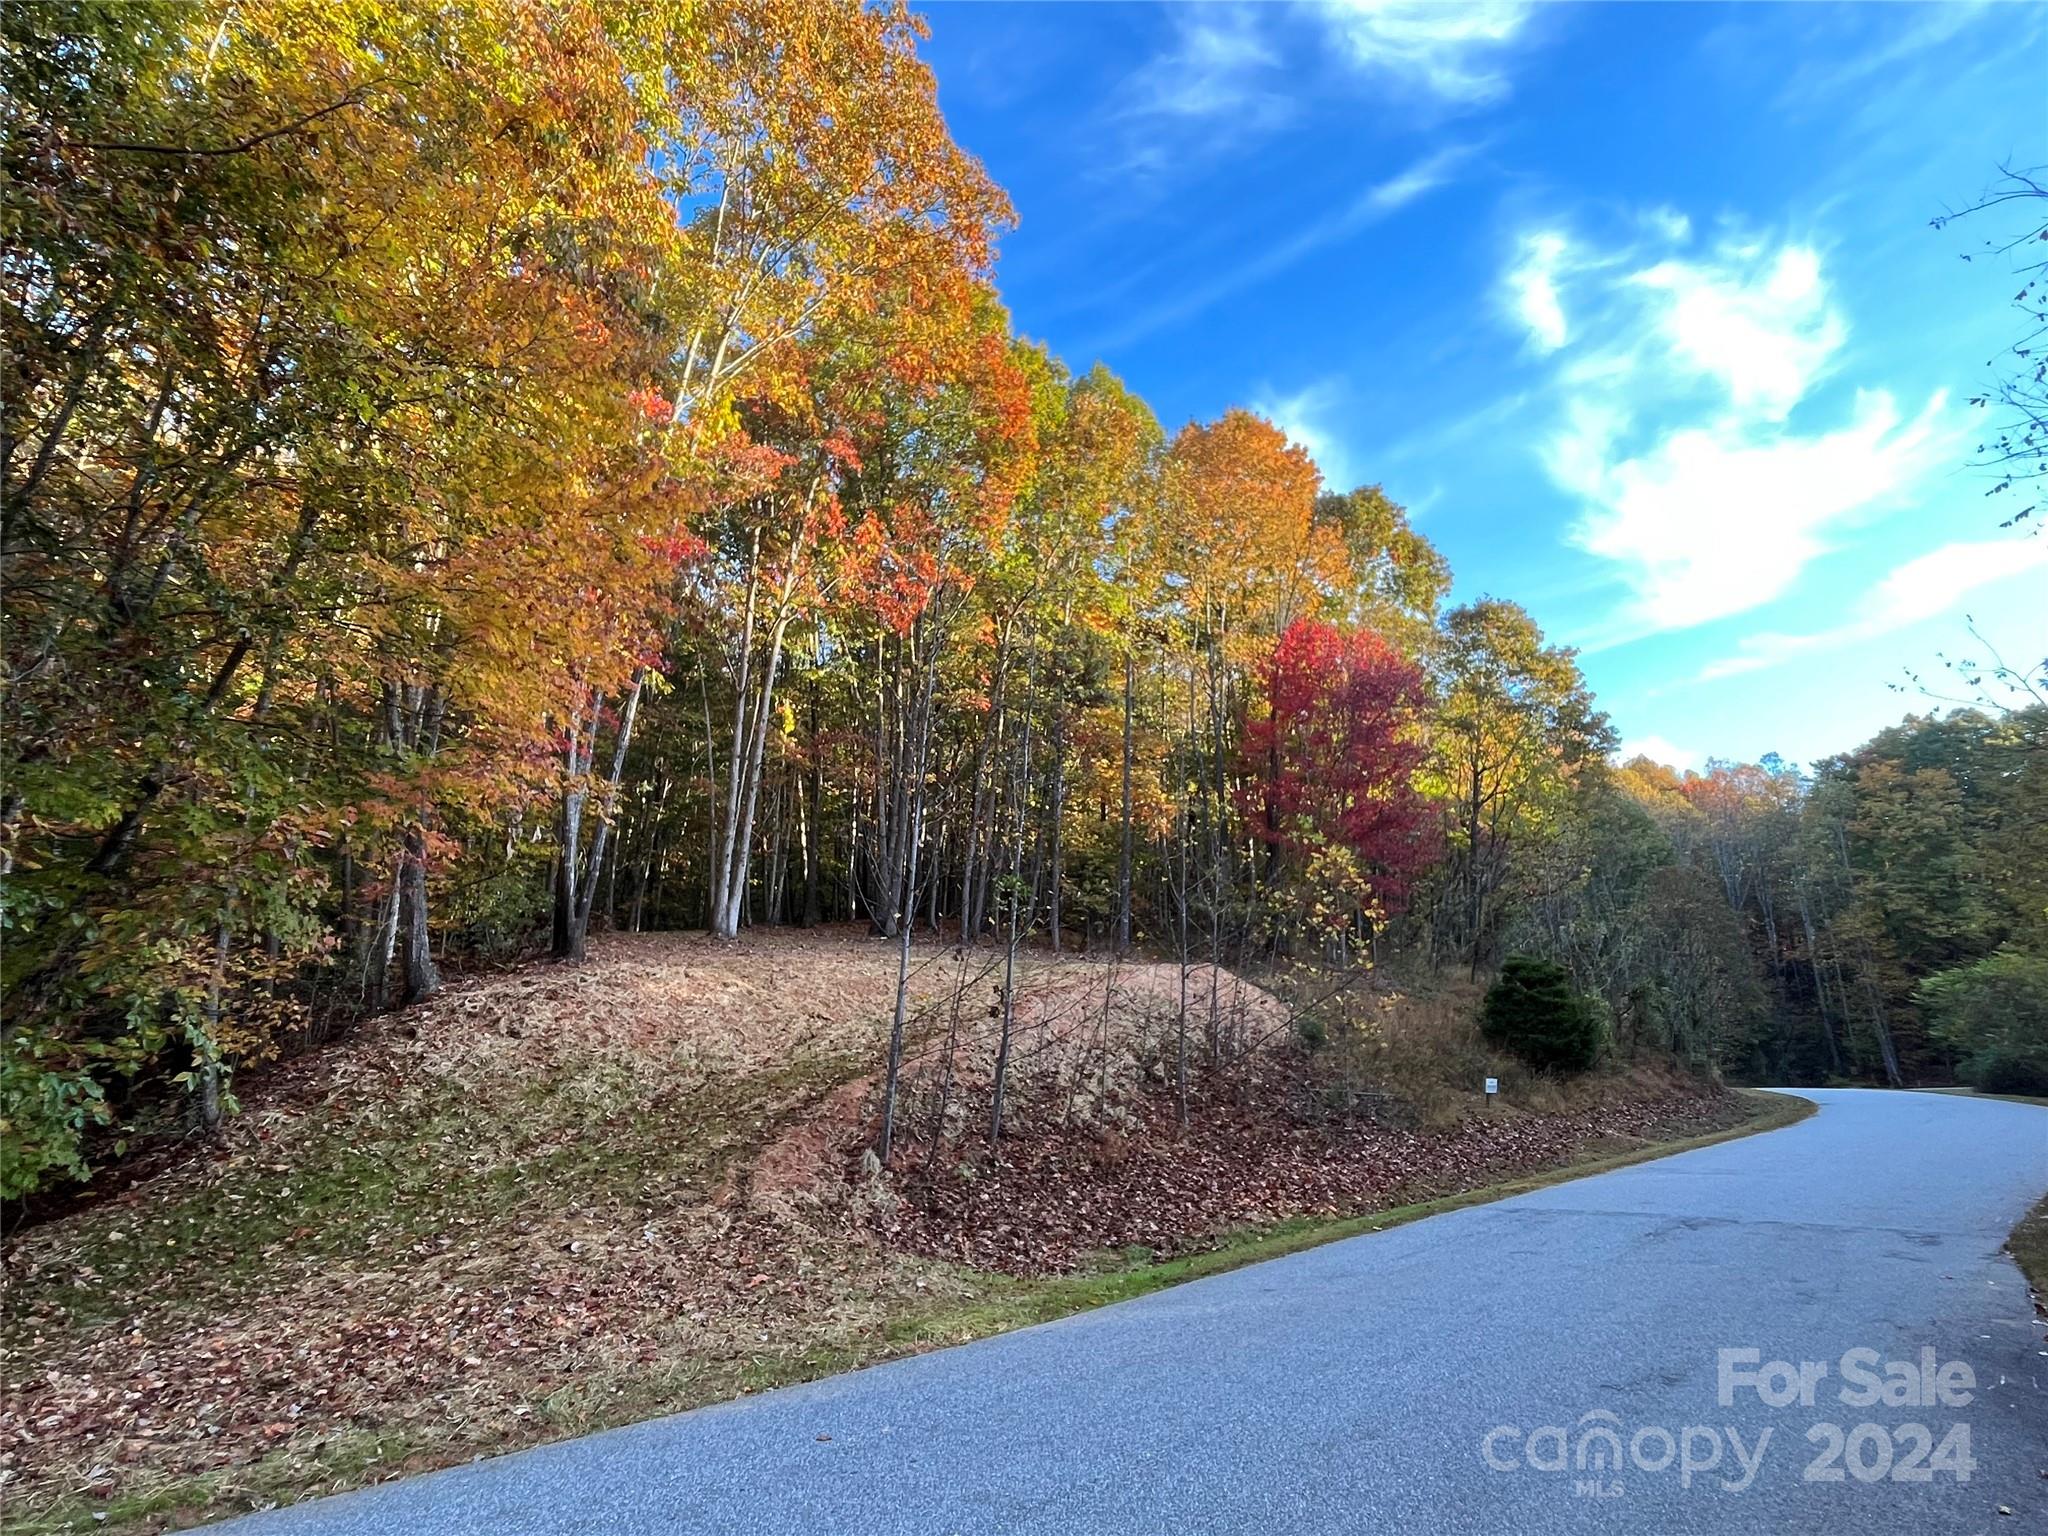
[1639,206,1692,244]
[1565,385,1952,634]
[1772,0,1997,110]
[1380,388,1533,470]
[1113,2,1540,176]
[1253,378,1353,490]
[1700,537,2048,681]
[1312,0,1541,104]
[1505,229,1570,351]
[1505,218,1961,635]
[1123,5,1289,129]
[1086,146,1473,355]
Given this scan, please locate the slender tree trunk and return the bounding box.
[924,960,968,1185]
[713,500,814,939]
[802,682,824,927]
[959,621,1014,943]
[1174,801,1191,1133]
[195,908,230,1134]
[698,661,719,927]
[571,670,644,954]
[553,693,589,960]
[990,849,1020,1145]
[630,770,670,934]
[877,670,935,1164]
[879,615,946,1163]
[1796,888,1843,1076]
[363,876,399,1012]
[1465,754,1485,981]
[1048,705,1065,956]
[765,775,788,926]
[722,605,796,935]
[1116,646,1135,956]
[710,545,762,938]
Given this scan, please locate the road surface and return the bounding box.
[212,1090,2047,1535]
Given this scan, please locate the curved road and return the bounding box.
[216,1090,2047,1535]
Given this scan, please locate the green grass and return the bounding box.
[2009,1192,2048,1322]
[13,1426,432,1536]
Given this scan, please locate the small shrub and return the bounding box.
[1918,950,2048,1087]
[1480,956,1604,1073]
[1967,1050,2048,1098]
[0,1033,111,1199]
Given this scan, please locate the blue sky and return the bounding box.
[917,0,2048,771]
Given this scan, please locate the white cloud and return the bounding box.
[1254,379,1351,490]
[1369,146,1470,211]
[1867,536,2048,625]
[1701,537,2048,680]
[1506,229,1570,350]
[1563,388,1952,630]
[1125,6,1287,126]
[1615,734,1701,772]
[1511,223,1962,633]
[1122,1,1538,149]
[1312,1,1540,103]
[1629,245,1842,418]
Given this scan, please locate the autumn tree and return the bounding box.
[568,0,1016,952]
[3,0,684,1172]
[1313,485,1451,639]
[1241,618,1437,947]
[1427,599,1614,978]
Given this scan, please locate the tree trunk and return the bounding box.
[990,873,1019,1145]
[801,689,824,928]
[878,621,943,1164]
[710,534,765,938]
[571,671,644,955]
[1048,704,1065,956]
[1115,646,1135,956]
[363,876,399,1012]
[1465,753,1485,981]
[398,822,441,1004]
[1796,888,1843,1076]
[553,693,590,960]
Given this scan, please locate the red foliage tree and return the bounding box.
[1242,618,1440,932]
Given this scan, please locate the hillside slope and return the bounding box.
[2,929,1751,1534]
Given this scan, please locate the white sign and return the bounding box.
[1484,1077,1499,1096]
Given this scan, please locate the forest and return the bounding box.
[5,0,2046,1208]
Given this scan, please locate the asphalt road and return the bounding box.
[212,1089,2048,1536]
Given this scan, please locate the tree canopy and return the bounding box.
[5,2,2039,1199]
